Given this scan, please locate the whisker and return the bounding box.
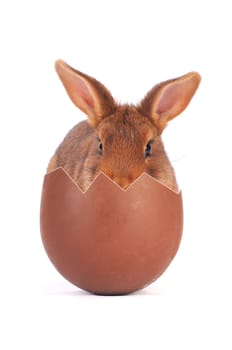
[171,152,191,163]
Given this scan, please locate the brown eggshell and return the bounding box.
[40,168,183,295]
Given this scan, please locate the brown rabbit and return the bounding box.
[47,60,201,192]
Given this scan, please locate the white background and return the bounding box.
[1,0,232,349]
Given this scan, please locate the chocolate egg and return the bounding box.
[40,168,183,295]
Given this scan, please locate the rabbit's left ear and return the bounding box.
[138,72,201,132]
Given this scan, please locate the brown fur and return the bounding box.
[48,60,201,192]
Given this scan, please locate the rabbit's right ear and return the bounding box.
[55,60,116,126]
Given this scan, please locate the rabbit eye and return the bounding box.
[145,140,153,158]
[98,139,103,155]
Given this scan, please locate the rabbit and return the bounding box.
[47,60,201,192]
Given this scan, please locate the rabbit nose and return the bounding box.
[112,176,132,189]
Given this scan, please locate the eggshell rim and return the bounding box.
[46,167,181,195]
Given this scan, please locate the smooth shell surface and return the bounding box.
[40,168,183,295]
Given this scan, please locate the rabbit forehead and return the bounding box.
[97,105,158,143]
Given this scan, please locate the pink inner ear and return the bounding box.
[156,84,182,116]
[76,78,94,109]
